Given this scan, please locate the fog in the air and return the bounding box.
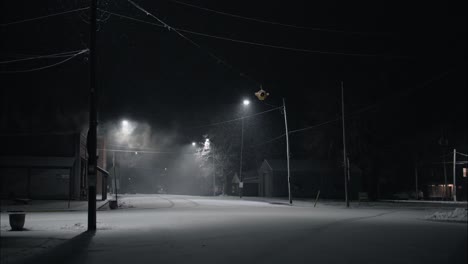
[104,120,214,196]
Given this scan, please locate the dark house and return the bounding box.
[0,132,108,200]
[258,159,362,198]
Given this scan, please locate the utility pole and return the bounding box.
[283,98,292,205]
[86,0,97,231]
[414,161,418,200]
[239,117,244,198]
[438,135,448,200]
[443,152,448,200]
[113,151,118,204]
[341,82,349,208]
[347,156,351,193]
[213,147,216,196]
[453,149,456,201]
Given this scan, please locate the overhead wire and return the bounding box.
[124,0,261,85]
[0,49,88,64]
[250,133,286,148]
[103,5,404,60]
[287,68,454,135]
[190,106,283,129]
[167,0,389,36]
[1,7,90,26]
[0,49,88,73]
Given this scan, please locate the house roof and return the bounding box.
[263,159,330,172]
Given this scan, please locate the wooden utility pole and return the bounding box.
[341,82,349,208]
[453,149,456,201]
[415,162,418,200]
[213,147,216,196]
[113,151,118,204]
[87,0,97,231]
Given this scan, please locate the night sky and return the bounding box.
[1,0,467,196]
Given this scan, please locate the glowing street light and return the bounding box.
[243,99,250,106]
[120,119,132,136]
[192,142,196,146]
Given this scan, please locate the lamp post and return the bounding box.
[239,99,250,198]
[110,119,133,203]
[113,151,118,204]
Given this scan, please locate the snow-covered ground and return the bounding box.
[1,195,466,264]
[425,208,468,222]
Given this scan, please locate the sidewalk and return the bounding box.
[0,199,109,263]
[237,196,468,208]
[0,199,109,213]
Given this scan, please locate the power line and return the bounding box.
[289,118,340,134]
[0,49,88,64]
[287,69,454,135]
[167,0,389,36]
[0,49,88,73]
[190,106,283,129]
[1,7,90,26]
[250,133,286,148]
[124,0,261,86]
[175,28,392,57]
[103,7,403,58]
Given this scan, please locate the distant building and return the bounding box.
[0,132,108,200]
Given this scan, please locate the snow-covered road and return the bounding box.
[1,195,466,264]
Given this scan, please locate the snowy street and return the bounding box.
[1,195,467,264]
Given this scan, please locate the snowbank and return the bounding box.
[425,208,467,222]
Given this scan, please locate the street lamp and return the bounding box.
[192,142,196,146]
[239,99,250,198]
[121,119,132,136]
[112,118,133,206]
